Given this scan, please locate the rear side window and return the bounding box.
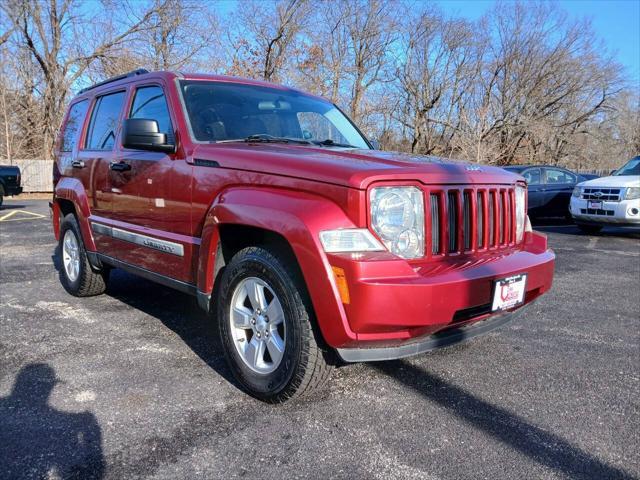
[61,100,88,152]
[85,91,126,150]
[129,86,174,143]
[546,168,575,184]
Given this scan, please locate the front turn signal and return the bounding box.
[331,266,350,305]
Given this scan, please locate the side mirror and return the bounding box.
[122,118,175,154]
[369,139,380,150]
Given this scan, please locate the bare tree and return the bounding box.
[395,8,479,155]
[0,0,635,172]
[227,0,309,82]
[1,0,164,157]
[471,2,623,165]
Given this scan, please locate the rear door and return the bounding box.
[75,90,127,248]
[522,168,544,216]
[543,168,577,216]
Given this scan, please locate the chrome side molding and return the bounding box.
[91,222,184,257]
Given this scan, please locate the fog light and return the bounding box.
[628,208,639,216]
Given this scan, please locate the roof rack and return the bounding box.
[78,69,150,95]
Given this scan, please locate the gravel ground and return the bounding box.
[1,199,638,480]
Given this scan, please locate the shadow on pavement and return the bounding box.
[50,246,241,394]
[0,364,105,479]
[0,204,27,211]
[373,360,633,480]
[104,268,239,388]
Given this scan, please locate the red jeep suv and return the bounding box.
[51,70,554,402]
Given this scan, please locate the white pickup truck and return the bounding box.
[570,156,640,233]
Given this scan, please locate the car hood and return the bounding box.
[578,175,640,188]
[191,144,520,189]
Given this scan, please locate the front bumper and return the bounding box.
[570,197,640,225]
[4,185,22,196]
[326,231,554,352]
[337,301,532,362]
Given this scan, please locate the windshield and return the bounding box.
[179,80,370,149]
[614,157,640,176]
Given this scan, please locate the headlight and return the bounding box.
[319,229,384,253]
[572,186,583,198]
[370,186,424,258]
[515,185,526,243]
[625,187,640,200]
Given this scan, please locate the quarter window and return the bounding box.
[129,86,174,144]
[85,91,126,150]
[61,100,88,152]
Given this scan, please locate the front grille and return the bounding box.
[580,208,614,216]
[428,186,517,256]
[447,192,458,252]
[582,188,621,202]
[430,194,440,254]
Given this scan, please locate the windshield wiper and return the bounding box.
[242,134,312,145]
[313,139,359,148]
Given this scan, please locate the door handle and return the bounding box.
[110,161,131,172]
[71,160,85,169]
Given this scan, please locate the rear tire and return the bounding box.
[217,246,332,403]
[59,213,109,296]
[577,224,602,234]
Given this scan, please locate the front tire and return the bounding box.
[577,224,602,234]
[58,213,109,296]
[217,246,332,402]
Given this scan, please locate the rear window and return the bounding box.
[85,91,126,150]
[61,100,88,152]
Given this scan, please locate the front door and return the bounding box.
[104,84,195,283]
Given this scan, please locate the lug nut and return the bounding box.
[251,319,256,325]
[257,332,261,338]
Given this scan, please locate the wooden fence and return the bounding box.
[6,159,53,192]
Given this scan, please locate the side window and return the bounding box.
[297,111,348,144]
[523,168,541,185]
[61,101,88,152]
[85,91,126,150]
[129,86,174,143]
[546,168,575,184]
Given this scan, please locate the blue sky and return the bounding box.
[436,0,640,84]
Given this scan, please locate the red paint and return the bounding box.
[52,71,555,350]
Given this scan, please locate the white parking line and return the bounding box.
[0,210,46,222]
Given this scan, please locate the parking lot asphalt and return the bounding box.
[1,199,639,480]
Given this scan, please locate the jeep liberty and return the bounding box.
[51,69,555,402]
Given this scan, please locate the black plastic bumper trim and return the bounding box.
[336,302,532,363]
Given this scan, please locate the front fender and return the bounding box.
[54,177,96,251]
[198,187,358,347]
